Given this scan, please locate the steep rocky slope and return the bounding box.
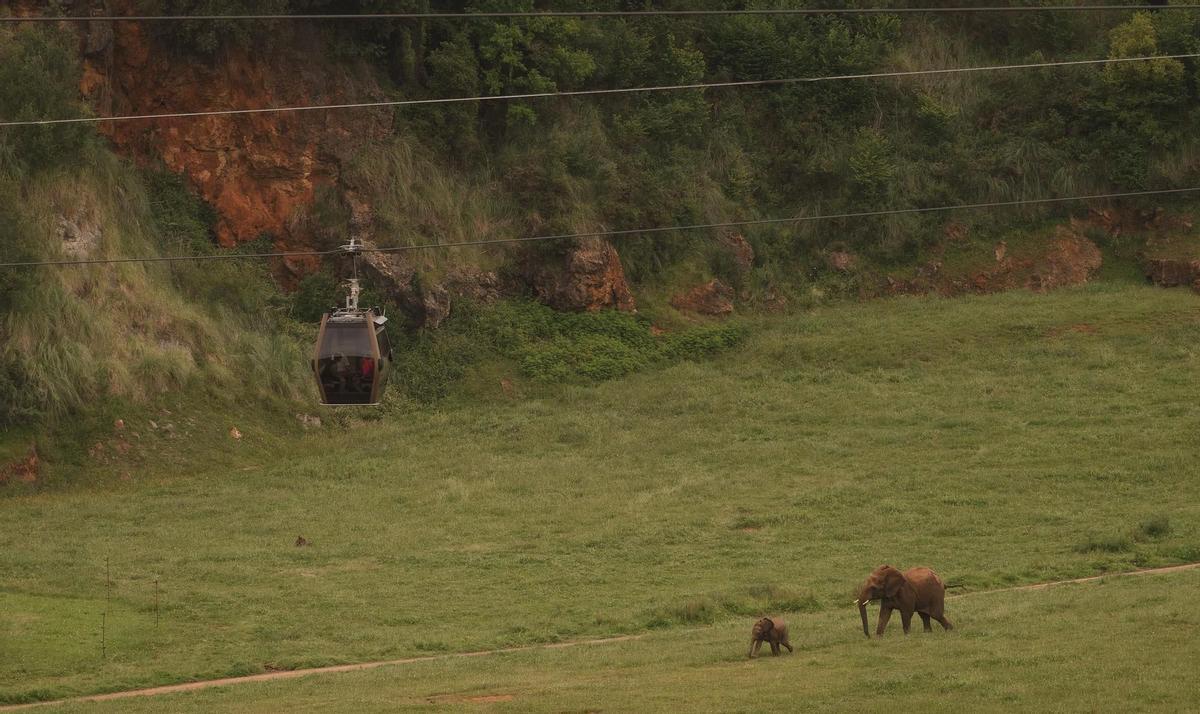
[67,14,638,322]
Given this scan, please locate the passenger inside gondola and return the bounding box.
[316,321,377,404]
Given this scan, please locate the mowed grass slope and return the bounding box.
[42,568,1200,713]
[2,285,1199,703]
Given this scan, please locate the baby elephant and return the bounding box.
[748,617,792,658]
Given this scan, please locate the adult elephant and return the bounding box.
[856,564,954,638]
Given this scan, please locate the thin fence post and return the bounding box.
[104,555,111,661]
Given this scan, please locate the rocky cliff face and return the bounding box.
[522,239,636,313]
[1143,258,1200,292]
[71,15,636,318]
[78,19,391,279]
[881,226,1103,298]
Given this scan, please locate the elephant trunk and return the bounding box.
[748,638,756,658]
[858,585,871,638]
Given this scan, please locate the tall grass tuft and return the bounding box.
[645,585,820,628]
[0,158,311,426]
[1136,515,1171,540]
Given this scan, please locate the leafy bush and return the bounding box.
[149,0,290,56]
[848,128,898,201]
[1074,534,1133,554]
[389,329,474,404]
[521,334,647,382]
[512,305,743,383]
[0,183,39,313]
[0,355,41,427]
[1136,515,1171,540]
[0,26,94,176]
[1077,514,1173,554]
[386,299,744,402]
[660,325,746,362]
[410,34,482,155]
[290,272,342,323]
[143,169,217,254]
[143,172,286,317]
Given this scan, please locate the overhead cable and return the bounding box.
[2,53,1195,128]
[2,186,1196,269]
[3,5,1200,21]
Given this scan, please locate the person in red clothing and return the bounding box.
[359,356,375,393]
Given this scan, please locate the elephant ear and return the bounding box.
[883,568,905,598]
[758,617,773,634]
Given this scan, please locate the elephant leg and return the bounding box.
[876,605,893,636]
[935,615,954,631]
[783,642,793,653]
[901,610,913,634]
[771,642,780,656]
[920,613,932,632]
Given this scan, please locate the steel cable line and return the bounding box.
[2,5,1199,21]
[3,186,1197,269]
[0,247,347,268]
[1,53,1195,128]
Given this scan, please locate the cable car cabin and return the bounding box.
[312,309,392,405]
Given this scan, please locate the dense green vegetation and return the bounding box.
[154,1,1200,271]
[386,300,745,402]
[2,286,1197,704]
[5,4,1200,428]
[0,147,308,427]
[0,24,304,428]
[0,22,745,426]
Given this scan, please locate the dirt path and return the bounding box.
[946,562,1200,599]
[0,635,649,712]
[5,562,1198,711]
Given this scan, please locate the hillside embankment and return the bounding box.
[54,4,1200,320]
[2,3,1200,473]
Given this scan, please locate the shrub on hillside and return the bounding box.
[143,171,293,318]
[143,169,217,254]
[151,0,290,55]
[0,26,94,176]
[0,355,41,427]
[290,271,342,323]
[1094,13,1190,187]
[521,334,647,381]
[385,299,745,402]
[0,184,39,313]
[512,304,743,383]
[848,128,898,201]
[411,34,482,156]
[660,325,746,361]
[1136,515,1171,540]
[389,329,474,403]
[1074,533,1133,553]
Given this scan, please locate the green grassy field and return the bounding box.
[2,284,1199,708]
[40,568,1200,713]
